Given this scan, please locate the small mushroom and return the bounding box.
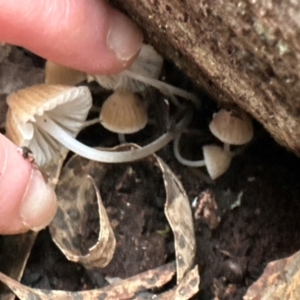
[90,44,200,107]
[91,44,163,92]
[173,133,232,179]
[202,145,232,180]
[45,61,86,86]
[99,89,147,134]
[6,84,92,165]
[6,84,192,166]
[209,109,253,152]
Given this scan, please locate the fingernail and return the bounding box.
[107,12,143,62]
[20,168,57,231]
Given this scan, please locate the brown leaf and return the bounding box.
[139,265,200,300]
[49,155,116,268]
[0,262,175,300]
[157,158,196,282]
[244,250,300,300]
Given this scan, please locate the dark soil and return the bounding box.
[7,54,300,299]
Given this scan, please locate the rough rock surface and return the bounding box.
[109,0,300,155]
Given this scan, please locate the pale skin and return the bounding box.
[0,0,143,234]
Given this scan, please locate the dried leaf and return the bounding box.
[135,265,200,300]
[0,262,175,300]
[48,144,199,297]
[244,250,300,300]
[157,158,196,282]
[49,155,116,268]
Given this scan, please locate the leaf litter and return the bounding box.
[0,144,199,298]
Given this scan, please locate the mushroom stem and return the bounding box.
[122,70,200,108]
[35,111,193,163]
[82,118,100,128]
[173,133,206,167]
[223,143,231,153]
[118,133,126,144]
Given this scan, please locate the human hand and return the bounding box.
[0,0,143,234]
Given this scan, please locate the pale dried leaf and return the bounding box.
[244,250,300,300]
[49,155,116,268]
[157,158,196,282]
[49,144,198,297]
[0,262,175,300]
[137,265,200,300]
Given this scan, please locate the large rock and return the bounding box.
[109,0,300,155]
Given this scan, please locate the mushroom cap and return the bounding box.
[203,145,232,179]
[209,109,253,145]
[6,84,92,165]
[45,61,86,86]
[99,90,147,134]
[91,44,163,92]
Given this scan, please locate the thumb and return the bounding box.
[0,0,143,74]
[0,134,57,235]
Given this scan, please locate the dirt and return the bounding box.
[3,50,300,299]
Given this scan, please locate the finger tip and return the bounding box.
[20,169,57,232]
[0,0,143,75]
[0,135,57,234]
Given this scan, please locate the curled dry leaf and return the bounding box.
[49,143,198,297]
[244,250,300,300]
[157,265,200,300]
[156,158,197,283]
[49,157,116,269]
[0,262,176,300]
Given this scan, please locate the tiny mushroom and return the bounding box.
[90,43,163,92]
[6,84,193,166]
[90,43,200,108]
[202,145,232,180]
[45,61,86,86]
[6,84,92,166]
[99,89,147,134]
[209,109,253,152]
[173,134,232,179]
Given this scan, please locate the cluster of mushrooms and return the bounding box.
[5,44,253,179]
[174,109,253,179]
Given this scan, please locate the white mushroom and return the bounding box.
[209,109,253,152]
[90,44,200,107]
[90,44,163,92]
[173,133,232,179]
[202,145,232,180]
[99,89,147,134]
[6,84,192,166]
[6,84,92,165]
